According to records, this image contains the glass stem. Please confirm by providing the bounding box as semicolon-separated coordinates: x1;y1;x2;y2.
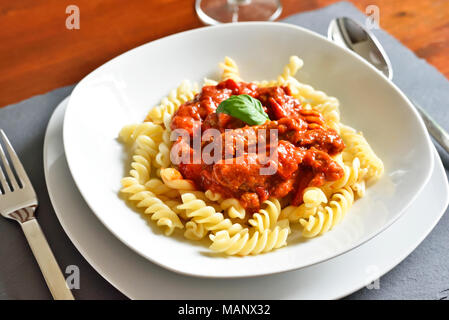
227;0;251;23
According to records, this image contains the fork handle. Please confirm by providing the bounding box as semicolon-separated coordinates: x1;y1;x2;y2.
21;219;74;300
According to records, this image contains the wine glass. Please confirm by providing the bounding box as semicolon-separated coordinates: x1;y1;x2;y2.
195;0;282;25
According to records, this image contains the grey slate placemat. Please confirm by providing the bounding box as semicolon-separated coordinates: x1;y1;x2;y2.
0;1;448;300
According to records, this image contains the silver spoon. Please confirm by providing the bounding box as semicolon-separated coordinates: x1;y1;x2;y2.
328;17;449;156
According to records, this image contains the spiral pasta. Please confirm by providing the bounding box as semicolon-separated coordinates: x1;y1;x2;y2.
154;128;172;169
339;125;384;182
161;198;189;221
220;56;242;82
145;80;199;124
134;132;163;161
253;56;303;88
178;193;243;236
280;187;328;222
322;157;367;196
120;178;184;236
204;190;223;202
253;79;279;88
313;100;341;132
144;178;179;198
118;55;384;255
209;221;291;256
119;122;164;145
300;187;354;237
278;56;304;85
219;198;246;220
118;124;139;144
287;77;337;108
160;168;196;191
184;221;208;241
203;78;218;86
248;198;281;232
128;155;151;185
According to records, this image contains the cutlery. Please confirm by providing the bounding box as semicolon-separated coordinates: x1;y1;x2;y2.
0;130;74;300
328;17;449;156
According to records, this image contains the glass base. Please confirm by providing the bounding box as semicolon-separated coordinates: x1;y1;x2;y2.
195;0;282;25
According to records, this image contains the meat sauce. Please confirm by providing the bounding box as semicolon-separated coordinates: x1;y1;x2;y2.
170;79;345;212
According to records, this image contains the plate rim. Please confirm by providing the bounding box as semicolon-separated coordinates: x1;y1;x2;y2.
62;22;436;278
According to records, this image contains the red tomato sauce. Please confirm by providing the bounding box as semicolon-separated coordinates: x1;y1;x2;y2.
170;79;345;212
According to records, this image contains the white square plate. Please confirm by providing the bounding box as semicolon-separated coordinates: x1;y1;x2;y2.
63;22;434;278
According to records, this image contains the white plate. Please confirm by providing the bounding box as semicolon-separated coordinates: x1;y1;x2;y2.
63;22;434;278
47;97;448;299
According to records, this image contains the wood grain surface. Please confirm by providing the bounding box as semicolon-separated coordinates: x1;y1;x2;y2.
0;0;448;107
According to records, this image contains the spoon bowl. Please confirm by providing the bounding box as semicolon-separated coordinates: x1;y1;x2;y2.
328;17;392;79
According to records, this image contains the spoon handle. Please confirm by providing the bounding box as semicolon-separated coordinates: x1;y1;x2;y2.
413;100;449;154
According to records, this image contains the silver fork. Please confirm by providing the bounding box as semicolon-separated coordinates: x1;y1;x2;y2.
0;129;74;300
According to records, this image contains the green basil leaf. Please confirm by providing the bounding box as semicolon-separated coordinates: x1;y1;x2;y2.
216;94;269;125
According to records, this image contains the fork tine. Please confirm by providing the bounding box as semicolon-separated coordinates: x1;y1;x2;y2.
0;153;8;193
0;130;29;190
0;136;20;191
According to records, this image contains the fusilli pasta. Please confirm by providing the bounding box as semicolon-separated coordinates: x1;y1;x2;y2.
209;220;291;256
220;198;246;220
118;55;383;256
220;56;242;82
178;193;243;236
340;125;384;182
120;178;184;236
184;221;208;241
145;80;199;124
248;198;281;232
300;187;354;237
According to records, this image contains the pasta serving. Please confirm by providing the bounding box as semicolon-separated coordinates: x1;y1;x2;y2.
119;56;383;256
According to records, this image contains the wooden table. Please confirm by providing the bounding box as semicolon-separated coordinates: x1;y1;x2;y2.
0;0;448;107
